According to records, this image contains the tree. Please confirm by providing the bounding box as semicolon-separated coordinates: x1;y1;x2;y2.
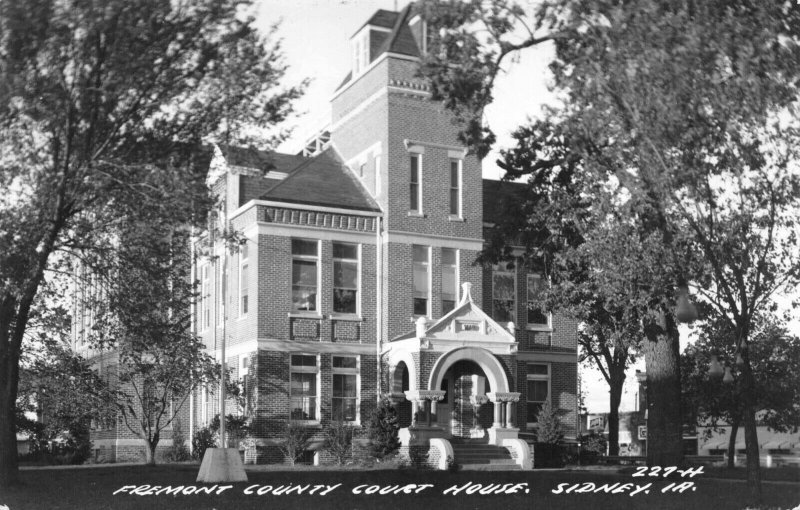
418;1;800;500
0;0;304;484
682;314;800;468
89;221;218;465
367;397;401;459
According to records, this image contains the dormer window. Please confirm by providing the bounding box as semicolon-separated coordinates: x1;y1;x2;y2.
352;30;369;75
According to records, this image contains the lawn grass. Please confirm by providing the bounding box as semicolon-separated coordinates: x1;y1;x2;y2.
0;464;798;510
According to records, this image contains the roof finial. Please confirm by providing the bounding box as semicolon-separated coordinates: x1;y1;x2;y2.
459;282;473;305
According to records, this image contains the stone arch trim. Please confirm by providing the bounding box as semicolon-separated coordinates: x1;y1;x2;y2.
387;350;418;393
427;347;510;394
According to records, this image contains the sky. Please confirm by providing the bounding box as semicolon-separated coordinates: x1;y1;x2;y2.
255;0;554;180
253;1;799;415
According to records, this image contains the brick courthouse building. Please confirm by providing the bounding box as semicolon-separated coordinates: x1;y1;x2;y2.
190;5;579;467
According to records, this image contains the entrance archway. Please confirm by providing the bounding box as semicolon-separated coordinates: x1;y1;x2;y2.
428;347;510;438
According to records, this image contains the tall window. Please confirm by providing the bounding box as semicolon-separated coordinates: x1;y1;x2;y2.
332;356;359;422
527;274;549;326
441;248;458;314
292;239;318;311
526;364;550;425
290;354;318;421
333;243;358;314
410;153;422;212
492;262;516;323
239;244;249;317
413;245;430;316
201;265;210;330
353;32;369;75
449;159;461;216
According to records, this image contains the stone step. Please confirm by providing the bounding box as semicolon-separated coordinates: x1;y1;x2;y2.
458;463;522;471
455;457;517;465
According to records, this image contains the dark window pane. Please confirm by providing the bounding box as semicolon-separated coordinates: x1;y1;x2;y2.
291;355;316;367
291;239;317;256
333;289;356;313
527;402;543;423
450;188;459;215
493;300;515;323
442;300;455;315
333;357;357;369
527;364;549;376
413;297;428;316
334;260;357;288
333;243;358;260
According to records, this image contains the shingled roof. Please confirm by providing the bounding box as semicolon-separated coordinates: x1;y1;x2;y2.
218;145;306;173
337;4;420;91
260;148;380;212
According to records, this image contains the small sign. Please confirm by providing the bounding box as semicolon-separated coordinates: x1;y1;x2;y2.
638;425;647;440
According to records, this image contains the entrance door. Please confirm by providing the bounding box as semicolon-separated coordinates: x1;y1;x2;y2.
446;360;487;438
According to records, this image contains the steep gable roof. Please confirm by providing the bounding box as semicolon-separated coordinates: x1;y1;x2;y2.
218;144;306;173
260;148;380;212
336;4;420;92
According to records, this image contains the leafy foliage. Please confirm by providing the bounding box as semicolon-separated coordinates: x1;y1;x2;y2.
682;315;800;435
191;426;216;461
278;423;313;466
419;0;800;494
535;400;564;445
367;397;400;459
323;421;355;466
0;0;304;484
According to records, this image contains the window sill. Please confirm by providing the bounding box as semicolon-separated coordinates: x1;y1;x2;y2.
448;215;465;222
407;211;425;218
288;312;323;319
525;324;553;332
330;313;363;322
289;420;322;428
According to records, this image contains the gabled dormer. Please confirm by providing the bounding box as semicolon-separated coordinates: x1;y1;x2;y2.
350;9;396;78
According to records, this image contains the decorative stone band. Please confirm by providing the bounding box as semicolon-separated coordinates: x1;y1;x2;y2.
486;392;521;403
259;206;377;232
404;390;447;402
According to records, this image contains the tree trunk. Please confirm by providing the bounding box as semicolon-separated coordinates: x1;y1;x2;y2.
0;313;22;487
739;349;762;504
0;374;19;486
144;439;158;466
642;312;683;467
607;368;625;456
727;417;739;469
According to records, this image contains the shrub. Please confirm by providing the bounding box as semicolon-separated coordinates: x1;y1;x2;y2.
323;420;355;466
209;414;250;448
165;418;191;462
278;422;313;466
192;426;216;460
534;400;565;468
367;397;400;459
535;400;564;444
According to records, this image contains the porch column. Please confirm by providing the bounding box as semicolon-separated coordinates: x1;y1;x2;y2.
504;394;520;428
490;399;502;428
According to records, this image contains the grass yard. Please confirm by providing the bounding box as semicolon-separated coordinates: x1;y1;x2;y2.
0;464;798;510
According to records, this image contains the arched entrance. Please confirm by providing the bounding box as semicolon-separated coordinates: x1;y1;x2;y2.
437;360;493;437
428;347;510;439
391;360;412;428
